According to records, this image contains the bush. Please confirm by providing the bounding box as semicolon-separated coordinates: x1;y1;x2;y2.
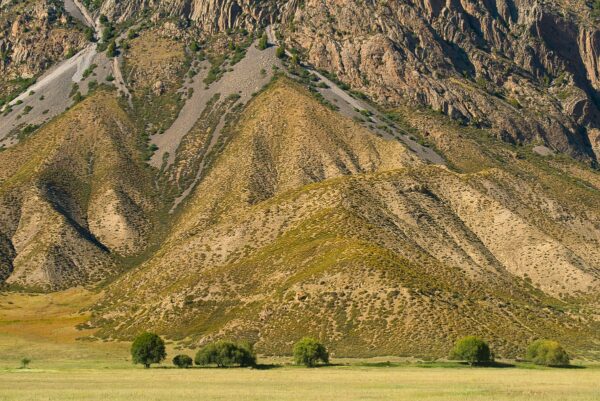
173;354;193;368
101;26;114;43
194;340;256;367
20;358;31;369
257;33;268;50
449;336;492;365
293;337;329;367
275;45;286;59
526;340;569;366
84;27;95;42
106;41;117;57
131;332;166;368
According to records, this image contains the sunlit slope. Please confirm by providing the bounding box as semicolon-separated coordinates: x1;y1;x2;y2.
92;79;600;358
0;91;159;290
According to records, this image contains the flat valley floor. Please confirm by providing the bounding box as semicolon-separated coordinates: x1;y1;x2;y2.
0;290;599;401
0;364;599;401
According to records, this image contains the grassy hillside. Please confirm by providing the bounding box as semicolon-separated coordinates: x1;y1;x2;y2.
87;78;600;359
0;90;161;290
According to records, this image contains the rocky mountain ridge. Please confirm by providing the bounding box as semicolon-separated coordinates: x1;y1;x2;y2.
0;0;86;104
83;0;600;161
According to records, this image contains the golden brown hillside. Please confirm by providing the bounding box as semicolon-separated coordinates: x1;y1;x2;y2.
0;90;160;290
89;79;600;359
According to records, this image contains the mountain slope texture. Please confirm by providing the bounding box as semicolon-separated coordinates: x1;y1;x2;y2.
0;0;598;360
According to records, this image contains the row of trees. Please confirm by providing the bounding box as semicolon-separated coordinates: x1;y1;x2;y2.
450;336;570;366
131;334;329;368
131;333;570;369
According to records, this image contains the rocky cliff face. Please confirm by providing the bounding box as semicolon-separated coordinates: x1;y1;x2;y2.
5;0;598;160
99;0;283;31
85;0;600;161
282;0;600;162
0;0;86;89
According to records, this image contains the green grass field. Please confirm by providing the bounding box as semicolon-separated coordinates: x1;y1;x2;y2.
0;364;599;401
1;290;599;401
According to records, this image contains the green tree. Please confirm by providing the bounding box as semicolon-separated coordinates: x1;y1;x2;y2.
194;340;256;367
172;354;193;368
20;357;31;369
131;332;166;368
449;336;492;365
526;339;569;366
84;27;95;42
593;1;600;18
257;33;268;50
106;41;117;57
275;45;286;59
293;337;329;367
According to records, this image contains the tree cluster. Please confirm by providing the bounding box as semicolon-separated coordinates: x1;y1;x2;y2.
130;333;570;369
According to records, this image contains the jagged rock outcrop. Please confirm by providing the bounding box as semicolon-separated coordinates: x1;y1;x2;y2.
282;0;600;162
88;0;600;161
0;0;86;88
100;0;283;32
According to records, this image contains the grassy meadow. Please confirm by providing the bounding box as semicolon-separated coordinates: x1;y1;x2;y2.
0;289;599;401
1;365;600;401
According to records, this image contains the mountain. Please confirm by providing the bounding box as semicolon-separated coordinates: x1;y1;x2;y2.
0;90;160;290
0;0;599;359
0;0;87;108
93;0;600;162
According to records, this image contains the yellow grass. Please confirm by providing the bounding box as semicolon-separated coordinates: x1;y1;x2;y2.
0;366;599;401
0;289;129;368
0;289;598;400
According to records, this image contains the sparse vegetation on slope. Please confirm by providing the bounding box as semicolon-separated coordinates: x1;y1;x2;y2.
88;78;599;359
0;90;161;290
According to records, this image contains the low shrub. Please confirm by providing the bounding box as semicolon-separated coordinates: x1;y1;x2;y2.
293;337;329;367
173;354;193;368
449;336;492;365
194;340;256;367
257;33;268;50
275;45;286;59
526;339;569;366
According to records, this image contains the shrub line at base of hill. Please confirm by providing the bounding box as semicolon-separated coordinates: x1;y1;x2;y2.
128;333;572;369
